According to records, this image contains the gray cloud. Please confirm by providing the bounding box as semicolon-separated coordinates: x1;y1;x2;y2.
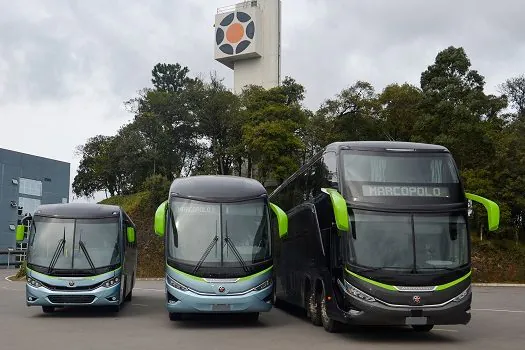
0;0;524;202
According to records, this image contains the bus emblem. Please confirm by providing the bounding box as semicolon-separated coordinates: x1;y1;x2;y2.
413;295;421;304
68;281;75;287
218;286;225;293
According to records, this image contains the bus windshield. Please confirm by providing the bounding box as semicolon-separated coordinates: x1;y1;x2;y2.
167;198;271;268
344;210;469;271
27;216;121;271
341;150;462;205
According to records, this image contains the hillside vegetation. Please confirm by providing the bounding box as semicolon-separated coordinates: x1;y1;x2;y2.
100;191;165;278
101;191;525;283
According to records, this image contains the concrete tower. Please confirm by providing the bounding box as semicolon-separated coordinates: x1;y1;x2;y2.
214;0;281;94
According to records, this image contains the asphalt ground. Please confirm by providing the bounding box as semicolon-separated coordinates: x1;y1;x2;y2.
1;271;524;350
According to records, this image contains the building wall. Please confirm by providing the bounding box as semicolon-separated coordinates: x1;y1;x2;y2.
215;0;281;93
0;148;70;264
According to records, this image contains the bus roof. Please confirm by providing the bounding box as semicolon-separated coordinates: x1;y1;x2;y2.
169;175;267;202
34;203;123;219
326;141;450;153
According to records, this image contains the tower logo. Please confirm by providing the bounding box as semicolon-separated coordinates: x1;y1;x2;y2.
215;11;255;55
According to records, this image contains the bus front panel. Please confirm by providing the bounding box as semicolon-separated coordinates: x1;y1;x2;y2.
165;266;273;313
26;267;123;307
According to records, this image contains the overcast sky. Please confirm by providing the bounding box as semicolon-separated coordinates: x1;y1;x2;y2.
1;0;524;203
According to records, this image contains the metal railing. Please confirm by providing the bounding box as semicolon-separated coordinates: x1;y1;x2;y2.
0;248;27;268
217;0;259;14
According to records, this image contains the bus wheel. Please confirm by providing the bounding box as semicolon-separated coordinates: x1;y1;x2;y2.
272;286;282;308
42;306;55;313
412;325;434;332
307;289;322;326
169;312;182;321
245;312;259;322
320;288;343;333
125;290;132;302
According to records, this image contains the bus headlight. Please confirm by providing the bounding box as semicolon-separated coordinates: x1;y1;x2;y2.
167;275;189;292
252;278;273;292
102;276;120;288
452;286;471;302
340;279;376;302
27;277;42;288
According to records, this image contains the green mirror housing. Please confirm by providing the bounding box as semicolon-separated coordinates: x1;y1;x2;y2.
321;188;349;232
269;202;288;238
127;227;136;244
15;224;25;242
465;193;500;231
154;200;168;237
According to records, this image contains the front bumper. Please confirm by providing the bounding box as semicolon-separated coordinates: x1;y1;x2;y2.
166;283;273;314
329;286;472;326
26;283;121;307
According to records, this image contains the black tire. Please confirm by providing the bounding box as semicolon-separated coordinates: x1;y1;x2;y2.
125;289;132;302
169;312;182;321
308;288;322;326
412;325;434;332
42;306;55;313
112;304;121;313
245;312;260;322
320;287;343;333
271;283;282;308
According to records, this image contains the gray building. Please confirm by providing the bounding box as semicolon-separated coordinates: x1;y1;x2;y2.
0;148;70;265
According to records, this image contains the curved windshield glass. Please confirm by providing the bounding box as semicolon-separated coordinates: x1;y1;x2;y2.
168;198;271;267
27;216;120;271
341;151;462;205
345;210;468;271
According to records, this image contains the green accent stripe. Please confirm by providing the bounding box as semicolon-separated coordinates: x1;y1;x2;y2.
345;268;397;291
27;267;122;280
166;265;206;282
435;270;472;291
238;266;273;282
346;268;472;292
166;264;273;282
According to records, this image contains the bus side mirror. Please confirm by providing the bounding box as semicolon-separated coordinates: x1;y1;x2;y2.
154;200;168;237
321;188;349;233
269;203;288;239
15;224;25;242
127;227;136;244
465;193;500;231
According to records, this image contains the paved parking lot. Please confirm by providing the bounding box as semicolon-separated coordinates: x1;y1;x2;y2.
1;271;524;350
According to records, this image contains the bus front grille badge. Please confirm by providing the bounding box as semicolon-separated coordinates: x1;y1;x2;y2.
218;286;225;293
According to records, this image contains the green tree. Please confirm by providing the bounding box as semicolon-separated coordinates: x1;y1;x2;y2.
499;74;525;120
316;81;382;142
193;73;242;175
377;83;423;141
415;46;507;170
240;84;308;184
73;135;123;198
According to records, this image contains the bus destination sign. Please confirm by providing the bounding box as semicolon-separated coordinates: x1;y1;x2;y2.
362;185;450;198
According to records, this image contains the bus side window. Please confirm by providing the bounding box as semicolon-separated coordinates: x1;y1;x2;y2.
323;152;338;188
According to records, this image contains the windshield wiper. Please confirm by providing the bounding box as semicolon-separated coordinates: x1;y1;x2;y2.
224;220;249;273
192;220;219;274
47;228;66;274
169;207;179;248
78;232;97;274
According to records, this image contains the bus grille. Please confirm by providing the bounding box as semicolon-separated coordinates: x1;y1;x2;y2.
48;295;96;304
